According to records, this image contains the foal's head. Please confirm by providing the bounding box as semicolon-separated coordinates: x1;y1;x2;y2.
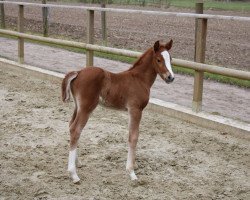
153;40;174;83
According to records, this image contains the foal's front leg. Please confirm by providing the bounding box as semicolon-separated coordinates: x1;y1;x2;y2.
126;108;142;180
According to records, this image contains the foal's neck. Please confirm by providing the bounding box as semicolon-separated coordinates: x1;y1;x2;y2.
129;48;157;88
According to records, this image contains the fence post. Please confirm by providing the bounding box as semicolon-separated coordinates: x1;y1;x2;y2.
192;2;207;112
42;0;49;37
0;0;5;28
101;0;107;46
18;5;24;64
86;9;94;67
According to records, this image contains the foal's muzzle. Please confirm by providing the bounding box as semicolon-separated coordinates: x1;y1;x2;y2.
165;75;175;83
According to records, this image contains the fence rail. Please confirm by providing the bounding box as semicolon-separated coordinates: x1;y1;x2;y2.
0;1;249;114
1;29;249;81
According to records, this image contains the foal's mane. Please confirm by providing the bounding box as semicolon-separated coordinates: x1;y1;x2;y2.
128;48;153;71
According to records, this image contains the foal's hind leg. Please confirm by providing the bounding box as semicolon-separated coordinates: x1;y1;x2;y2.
126;108;142;180
68;110;90;183
69;108;82;168
67;93;99;183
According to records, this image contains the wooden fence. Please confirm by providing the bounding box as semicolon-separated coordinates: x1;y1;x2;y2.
0;1;250;113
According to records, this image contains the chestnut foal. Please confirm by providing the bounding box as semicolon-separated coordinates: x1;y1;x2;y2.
62;40;174;183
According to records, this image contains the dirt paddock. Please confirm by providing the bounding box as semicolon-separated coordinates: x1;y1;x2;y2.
0;64;249;200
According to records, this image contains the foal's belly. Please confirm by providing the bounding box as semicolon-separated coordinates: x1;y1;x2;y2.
99;93;127;110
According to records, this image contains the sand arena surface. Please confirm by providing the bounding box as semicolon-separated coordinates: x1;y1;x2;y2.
0;65;249;199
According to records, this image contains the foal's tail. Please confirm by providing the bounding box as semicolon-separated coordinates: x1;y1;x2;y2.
62;71;78;102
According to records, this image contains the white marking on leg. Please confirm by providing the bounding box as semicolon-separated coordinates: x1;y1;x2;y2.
68;149;80;183
126;145;138;180
161;51;174;78
126;146;132;171
129;170;138;180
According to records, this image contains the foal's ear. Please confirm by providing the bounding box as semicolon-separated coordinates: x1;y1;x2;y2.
154;40;160;53
165;39;173;50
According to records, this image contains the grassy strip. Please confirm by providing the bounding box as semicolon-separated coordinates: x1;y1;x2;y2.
0;33;249;88
59;0;250;11
174;66;250;88
169;0;250;11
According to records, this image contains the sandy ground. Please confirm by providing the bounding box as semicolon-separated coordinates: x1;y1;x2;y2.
0;37;249;123
0;63;250;199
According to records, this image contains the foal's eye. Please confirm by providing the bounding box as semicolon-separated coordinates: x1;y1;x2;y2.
157;58;161;63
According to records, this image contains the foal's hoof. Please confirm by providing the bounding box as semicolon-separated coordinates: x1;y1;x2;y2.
68;169;81;184
73;177;80;184
130;174;138;181
128;170;138;181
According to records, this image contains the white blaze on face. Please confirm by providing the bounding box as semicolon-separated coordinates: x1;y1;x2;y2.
161;51;174;78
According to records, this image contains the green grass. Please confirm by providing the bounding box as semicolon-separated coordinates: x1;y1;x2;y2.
169;0;250;11
60;0;250;11
0;33;249;88
173;66;250;88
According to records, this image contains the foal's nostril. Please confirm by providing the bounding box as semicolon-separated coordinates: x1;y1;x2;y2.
168;75;174;80
167;75;174;82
